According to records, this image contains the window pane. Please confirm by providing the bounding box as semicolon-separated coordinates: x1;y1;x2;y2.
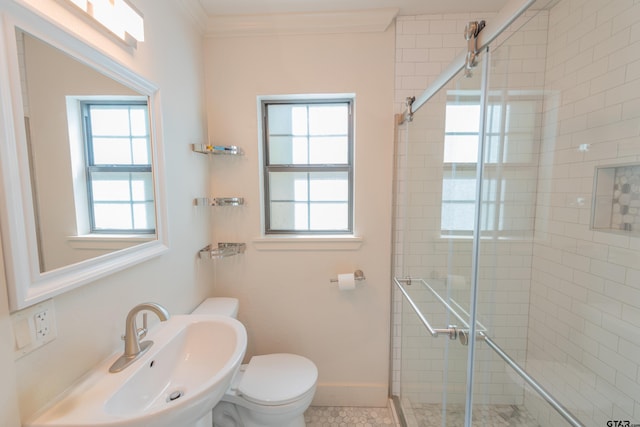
441;202;475;231
93;203;133;230
442;177;476;201
310;203;348;230
291;106;308;136
268;136;308;164
90;108;131;136
269;172;309;202
309;172;348;201
268;104;309;135
131;172;154;201
443;135;478;163
483;134;501;164
91;172;132;202
480;201;497;231
131;138;150;164
445;104;481;133
309;137;348;164
486;103;503;133
129;107;148;136
308;105;348;135
92;138;132;165
132;202;155;230
270;201;308;230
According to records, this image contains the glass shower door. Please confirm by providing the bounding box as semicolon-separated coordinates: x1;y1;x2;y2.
471;5;583;426
396;53;486;427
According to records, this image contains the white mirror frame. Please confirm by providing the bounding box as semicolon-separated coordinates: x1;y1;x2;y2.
0;6;169;311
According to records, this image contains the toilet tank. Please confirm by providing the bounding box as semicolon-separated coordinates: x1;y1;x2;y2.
191;297;239;318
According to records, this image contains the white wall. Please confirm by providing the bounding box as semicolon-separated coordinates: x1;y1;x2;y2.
204;22;395;406
0;0;212;423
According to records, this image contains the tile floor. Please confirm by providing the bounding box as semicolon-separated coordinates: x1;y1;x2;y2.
304;406;398;427
402;401;541;427
304;401;540;426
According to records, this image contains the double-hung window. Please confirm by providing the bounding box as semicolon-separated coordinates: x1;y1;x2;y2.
441;92;539;237
262;99;354;234
441;100;482;235
82;101;155;234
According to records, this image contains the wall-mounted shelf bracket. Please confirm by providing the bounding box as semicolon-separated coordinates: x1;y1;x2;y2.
199;243;246;259
192;144;243;155
194;197;245;207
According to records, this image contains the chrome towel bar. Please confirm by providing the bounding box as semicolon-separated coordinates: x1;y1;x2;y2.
393;276;585;427
393;277;461;339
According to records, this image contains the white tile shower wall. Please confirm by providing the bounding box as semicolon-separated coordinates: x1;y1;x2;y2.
395;13;495;113
392;10;548;404
525;0;640;425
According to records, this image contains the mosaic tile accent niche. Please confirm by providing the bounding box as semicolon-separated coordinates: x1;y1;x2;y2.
592;164;640;234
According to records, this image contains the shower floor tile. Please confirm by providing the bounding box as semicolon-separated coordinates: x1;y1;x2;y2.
404;402;540;427
305;406;397;426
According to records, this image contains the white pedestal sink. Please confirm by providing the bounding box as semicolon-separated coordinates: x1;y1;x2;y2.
26;314;247;427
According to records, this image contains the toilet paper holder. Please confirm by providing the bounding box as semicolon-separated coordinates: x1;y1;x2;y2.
330;270;366;284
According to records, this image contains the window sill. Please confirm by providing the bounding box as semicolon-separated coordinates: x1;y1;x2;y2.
253;235;363;251
67;234;155;250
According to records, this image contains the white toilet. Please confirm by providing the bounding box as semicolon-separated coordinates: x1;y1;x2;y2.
192;298;318;427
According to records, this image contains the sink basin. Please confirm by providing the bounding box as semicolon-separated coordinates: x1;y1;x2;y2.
27;314;247;427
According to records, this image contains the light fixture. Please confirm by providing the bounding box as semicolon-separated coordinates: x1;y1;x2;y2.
65;0;144;47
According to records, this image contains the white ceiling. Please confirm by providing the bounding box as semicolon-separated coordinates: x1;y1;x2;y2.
197;0;509;17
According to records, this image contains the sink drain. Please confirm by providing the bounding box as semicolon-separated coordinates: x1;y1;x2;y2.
166;390;184;402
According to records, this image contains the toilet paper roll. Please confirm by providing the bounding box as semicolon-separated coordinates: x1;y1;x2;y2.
338;273;356;291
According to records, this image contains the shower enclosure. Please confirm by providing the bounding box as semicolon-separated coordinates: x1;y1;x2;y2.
391;0;640;426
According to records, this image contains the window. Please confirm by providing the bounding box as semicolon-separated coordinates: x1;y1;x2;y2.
441;92;540;237
261;99;353;234
441;101;482;234
82;101;155;233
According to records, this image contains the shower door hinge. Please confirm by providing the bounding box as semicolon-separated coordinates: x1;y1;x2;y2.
464;20;486;77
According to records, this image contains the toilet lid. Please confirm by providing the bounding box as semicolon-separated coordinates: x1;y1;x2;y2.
238;353;318;406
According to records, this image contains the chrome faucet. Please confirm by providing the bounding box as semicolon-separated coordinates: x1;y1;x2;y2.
109;302;170;373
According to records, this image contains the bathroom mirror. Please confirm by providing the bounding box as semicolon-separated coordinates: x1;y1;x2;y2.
0;10;168;310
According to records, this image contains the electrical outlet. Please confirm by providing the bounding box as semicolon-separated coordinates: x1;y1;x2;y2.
11;299;57;359
35;310;50;339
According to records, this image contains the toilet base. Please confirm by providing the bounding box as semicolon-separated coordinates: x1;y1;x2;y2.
212;398;310;427
236;405;306;427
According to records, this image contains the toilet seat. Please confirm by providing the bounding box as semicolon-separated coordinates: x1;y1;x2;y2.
236;353;318;406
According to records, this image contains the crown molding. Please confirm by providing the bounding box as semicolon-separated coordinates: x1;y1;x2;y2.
176;0;208;35
205;8;399;38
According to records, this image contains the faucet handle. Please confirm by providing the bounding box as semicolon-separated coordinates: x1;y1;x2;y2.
120;313;149;341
